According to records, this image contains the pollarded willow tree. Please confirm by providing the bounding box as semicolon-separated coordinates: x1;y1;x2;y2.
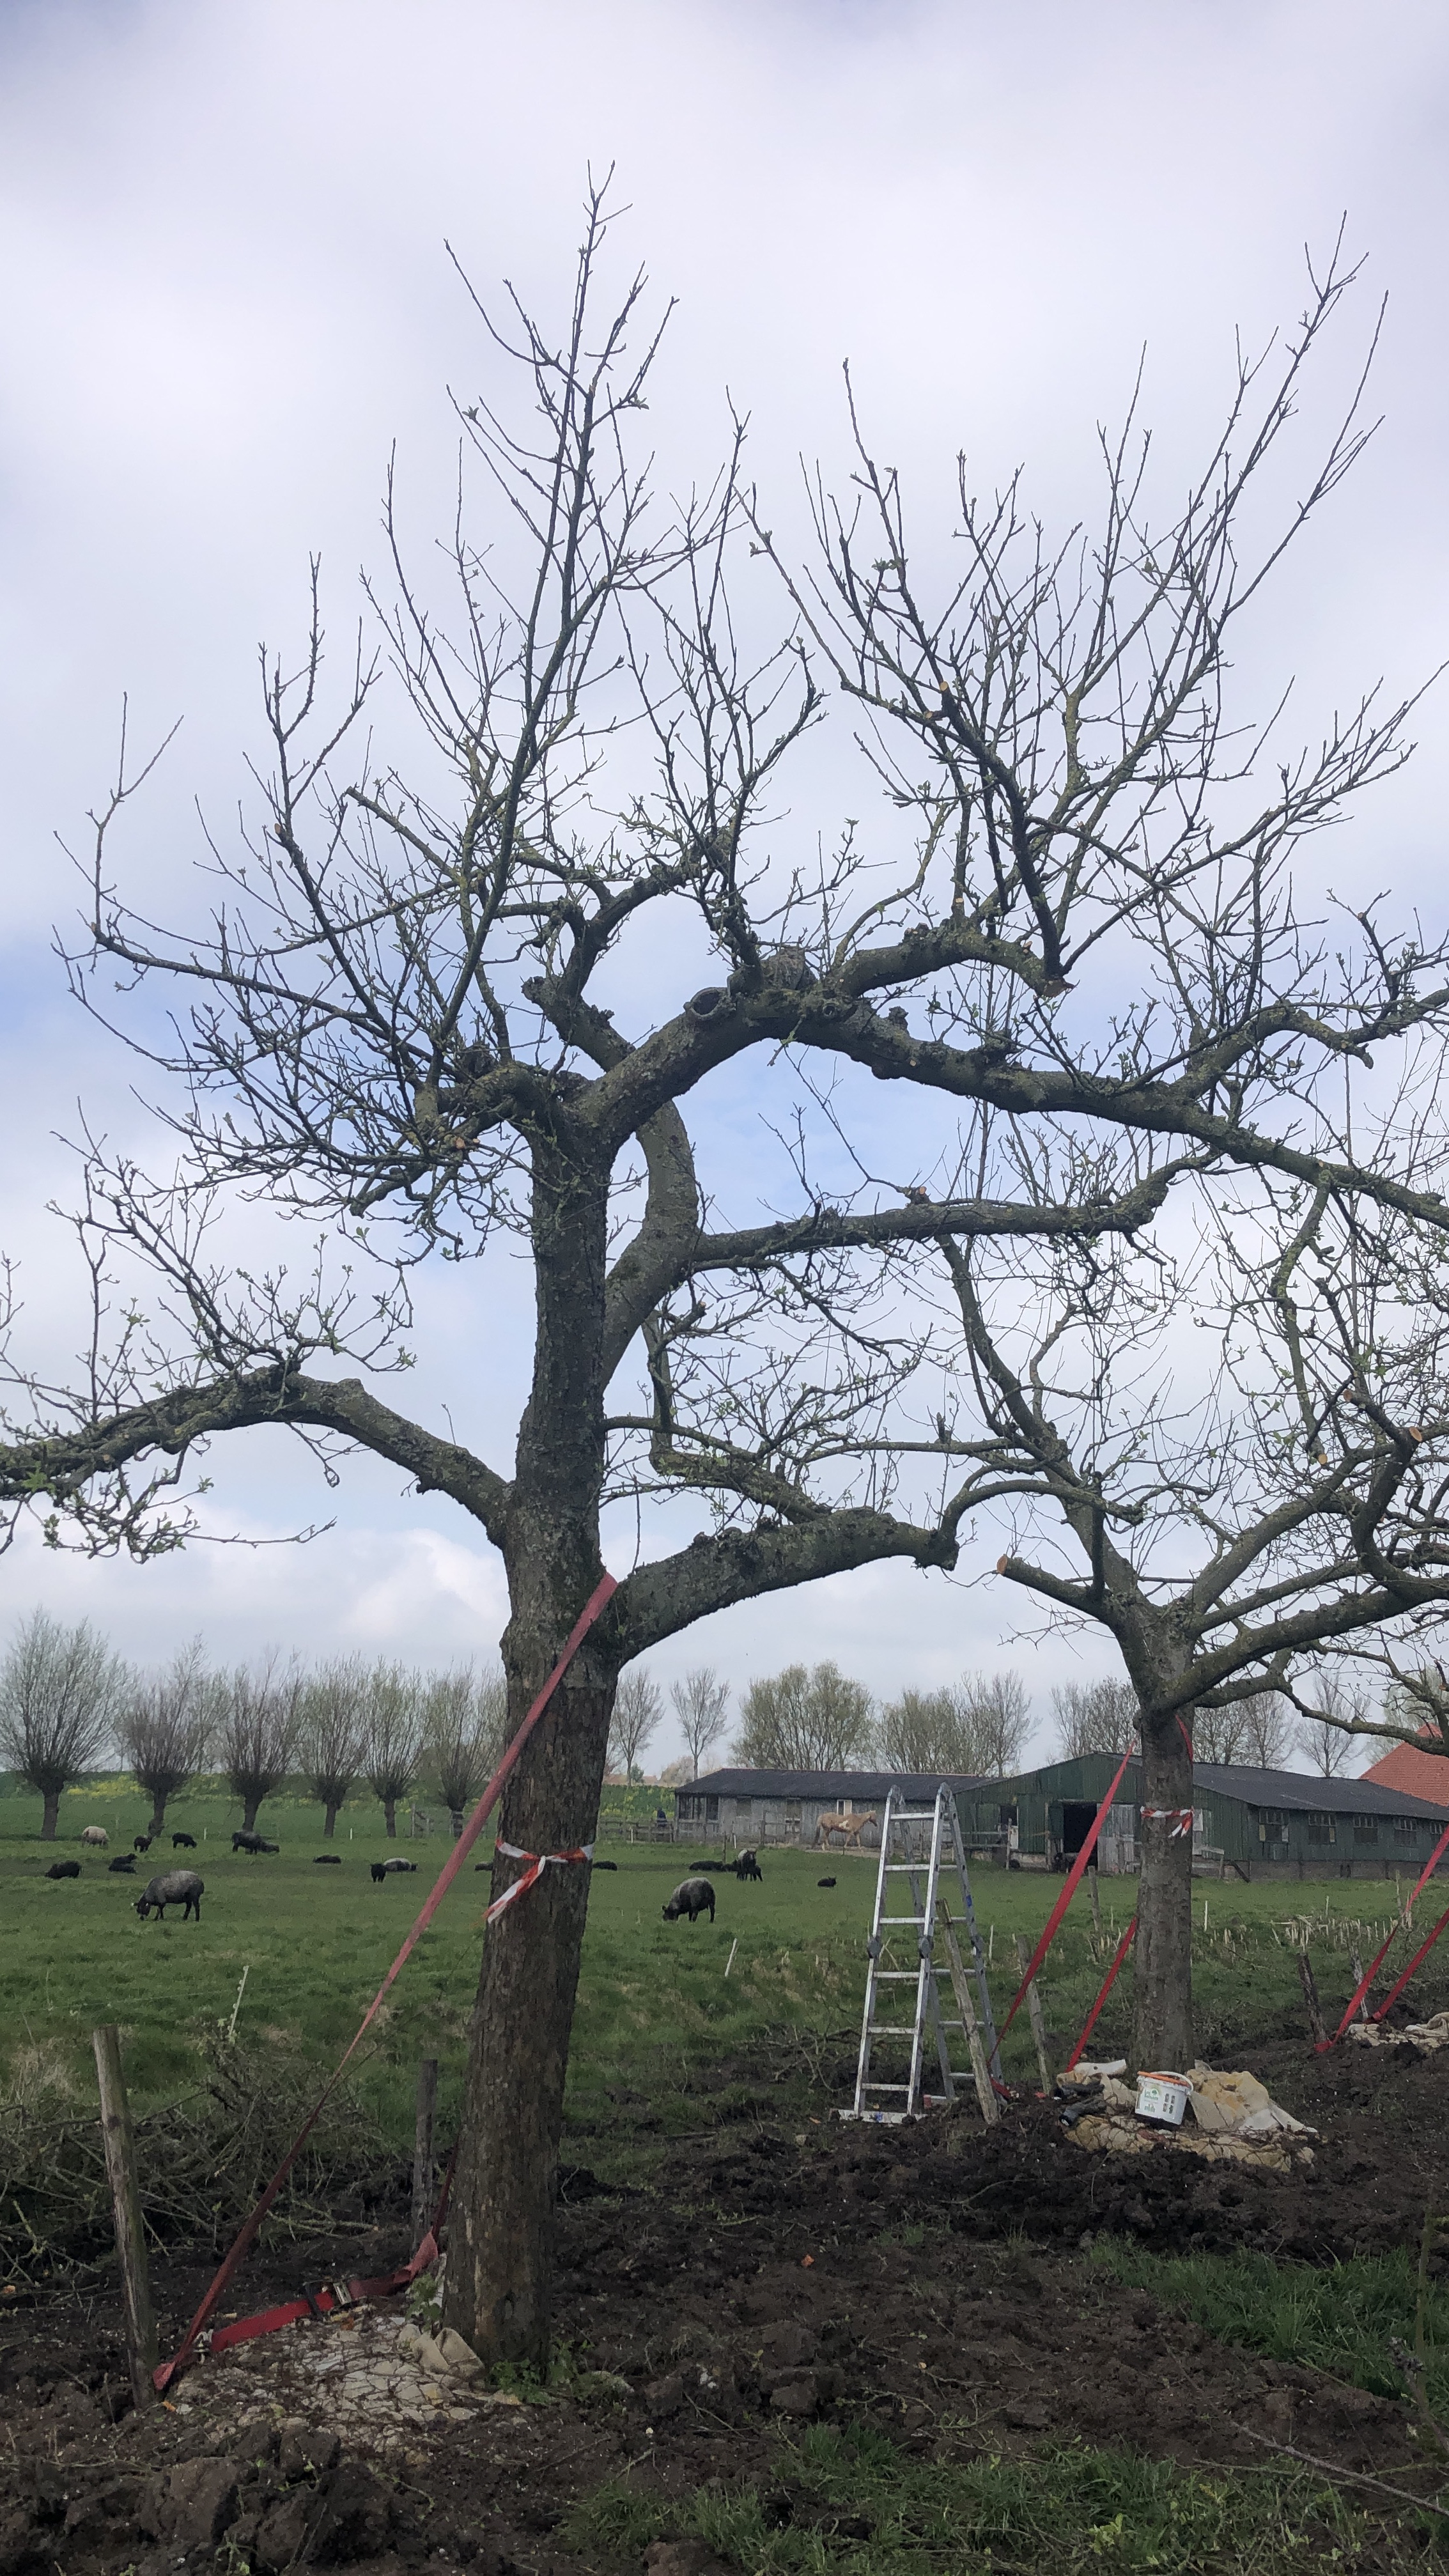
1;204;1448;2355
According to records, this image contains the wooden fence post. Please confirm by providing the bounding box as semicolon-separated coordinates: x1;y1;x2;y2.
1014;1933;1055;2094
1298;1950;1328;2048
92;2026;157;2408
412;2058;438;2248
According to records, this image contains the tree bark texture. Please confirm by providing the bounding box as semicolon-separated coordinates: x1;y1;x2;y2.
148;1797;167;1836
1132;1720;1196;2070
384;1799;398;1838
241;1792;262;1833
444;1138;612;2370
41;1789;59;1840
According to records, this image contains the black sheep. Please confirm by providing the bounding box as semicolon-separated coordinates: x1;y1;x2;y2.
733;1848;763;1882
109;1854;137;1874
45;1860;81;1881
171;1832;197;1849
662;1876;716;1924
817;1876;837;1888
231;1831;279;1855
134;1870;205;1922
313;1854;343;1865
134;1835;153;1852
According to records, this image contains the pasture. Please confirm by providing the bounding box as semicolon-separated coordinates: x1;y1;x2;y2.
6;1782;1449;2574
1;1776;1443;2152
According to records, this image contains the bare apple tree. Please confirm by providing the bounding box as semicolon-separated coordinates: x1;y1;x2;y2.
1;210;1448;2355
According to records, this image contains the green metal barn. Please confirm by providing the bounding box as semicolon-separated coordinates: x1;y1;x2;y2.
956;1754;1449;1882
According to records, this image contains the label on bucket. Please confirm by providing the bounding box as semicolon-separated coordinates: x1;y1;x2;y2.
1136;2072;1191;2126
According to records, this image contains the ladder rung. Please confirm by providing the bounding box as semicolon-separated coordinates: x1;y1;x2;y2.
880;1913;927;1925
867;2024;917;2036
875;1971;924;1980
862;2081;912;2092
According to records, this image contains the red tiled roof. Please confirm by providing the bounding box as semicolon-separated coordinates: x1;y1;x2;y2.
1360;1739;1449;1810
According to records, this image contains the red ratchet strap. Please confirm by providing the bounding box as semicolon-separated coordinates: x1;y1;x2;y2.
486;1838;593;1924
154;1571;618;2392
209;2143;461;2358
998;1741;1136;2045
1065;1914;1138;2072
1367;1900;1449;2029
1321;1813;1449;2050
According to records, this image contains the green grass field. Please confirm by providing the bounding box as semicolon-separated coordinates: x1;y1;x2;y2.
3;1774;1444;2149
7;1781;1449;2574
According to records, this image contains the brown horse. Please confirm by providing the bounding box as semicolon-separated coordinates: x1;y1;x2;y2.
814;1810;876;1849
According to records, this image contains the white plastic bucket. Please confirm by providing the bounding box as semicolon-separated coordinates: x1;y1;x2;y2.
1135;2071;1191;2127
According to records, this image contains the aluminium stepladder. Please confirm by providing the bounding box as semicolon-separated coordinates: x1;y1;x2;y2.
842;1787;1002;2123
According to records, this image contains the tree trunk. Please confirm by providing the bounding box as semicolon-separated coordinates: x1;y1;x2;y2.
384;1798;398;1838
242;1791;262;1833
324;1801;341;1838
1133;1718;1195;2070
451;1810;464;1840
444;1135;612;2372
445;1641;614;2369
148;1794;167;1836
40;1787;60;1840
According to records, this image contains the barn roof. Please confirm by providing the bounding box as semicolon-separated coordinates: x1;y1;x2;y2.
678;1767;984;1801
1360;1739;1449;1812
973;1753;1449;1824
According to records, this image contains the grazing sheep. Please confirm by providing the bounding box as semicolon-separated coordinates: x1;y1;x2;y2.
134;1870;205;1923
80;1826;108;1849
371;1861;388;1883
134;1835;153;1853
109;1854;137;1874
732;1848;763;1882
662;1877;716;1925
817;1876;837;1889
593;1858;618;1871
171;1832;197;1849
382;1857;417;1874
231;1831;279;1855
313;1854;343;1865
45;1860;81;1881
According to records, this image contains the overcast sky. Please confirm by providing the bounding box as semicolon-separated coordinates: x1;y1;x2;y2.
1;0;1447;1766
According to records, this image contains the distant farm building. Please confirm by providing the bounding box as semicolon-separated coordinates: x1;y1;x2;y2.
956;1753;1449;1882
670;1767;982;1849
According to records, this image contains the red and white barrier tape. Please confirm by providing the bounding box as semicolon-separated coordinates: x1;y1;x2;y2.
1141;1806;1194;1838
485;1839;594;1922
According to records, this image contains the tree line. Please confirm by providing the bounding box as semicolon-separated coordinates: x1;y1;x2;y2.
0;1607;507;1842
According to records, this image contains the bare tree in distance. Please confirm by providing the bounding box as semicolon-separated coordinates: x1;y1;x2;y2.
1293;1670;1364;1778
607;1670;663;1785
1052;1680;1138;1762
218;1652;304;1834
669;1668;730;1779
363;1663;423;1837
876;1686;968;1773
962;1673;1032;1776
301;1657;368;1837
424;1664;506;1835
121;1637;213;1833
1193;1690;1295;1768
4;215;1449;2355
0;1610;126;1839
734;1663;875;1770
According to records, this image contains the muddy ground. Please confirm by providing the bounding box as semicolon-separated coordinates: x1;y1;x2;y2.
1;2023;1446;2576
